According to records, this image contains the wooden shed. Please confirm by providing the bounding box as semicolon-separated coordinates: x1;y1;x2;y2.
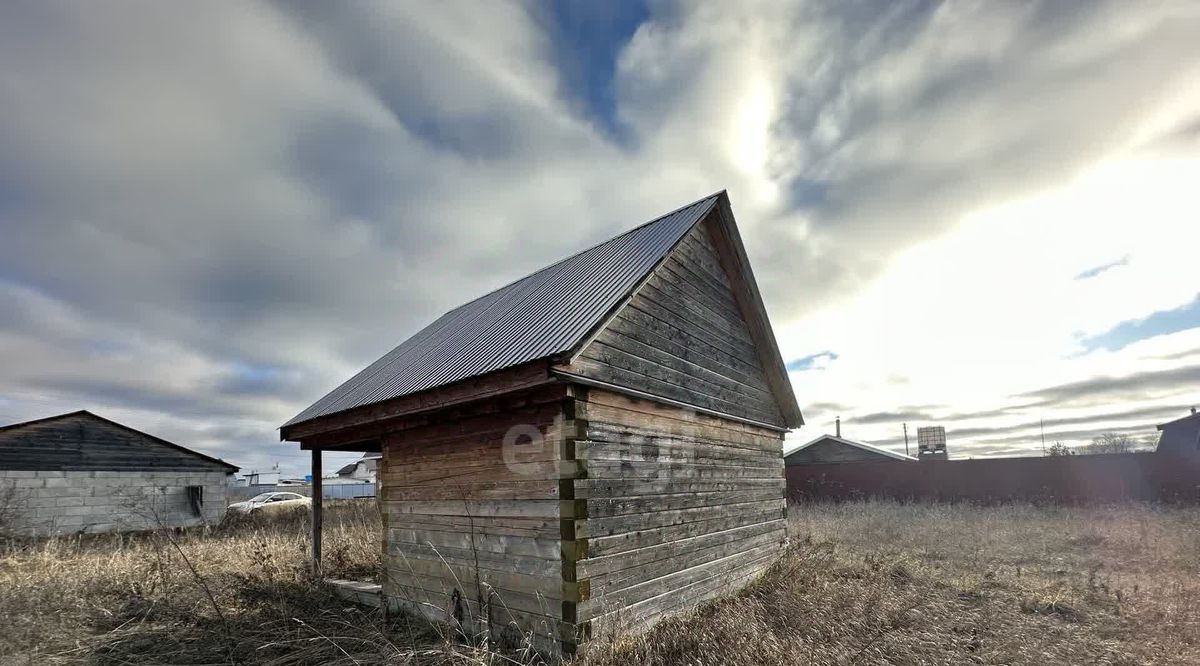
0;411;237;535
280;191;803;653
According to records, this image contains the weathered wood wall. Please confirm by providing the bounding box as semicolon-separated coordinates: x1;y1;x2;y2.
569;389;787;639
566;217;785;428
378;388;571;651
785;438;898;465
375;383;788;653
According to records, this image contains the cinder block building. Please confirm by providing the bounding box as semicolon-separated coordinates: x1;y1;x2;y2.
0;411;237;536
281;191;804;654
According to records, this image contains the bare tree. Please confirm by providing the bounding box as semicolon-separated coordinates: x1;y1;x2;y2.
1045;442;1074;457
1082;432;1141;455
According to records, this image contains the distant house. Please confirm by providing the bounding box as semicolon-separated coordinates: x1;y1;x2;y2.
0;411;237;536
244;470;281;486
330;456;379;484
785;434;916;466
1156;408;1199;457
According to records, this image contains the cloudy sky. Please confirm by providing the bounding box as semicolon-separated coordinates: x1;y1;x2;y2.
2;0;1199;474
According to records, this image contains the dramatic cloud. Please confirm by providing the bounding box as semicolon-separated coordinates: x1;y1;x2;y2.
1;0;1198;471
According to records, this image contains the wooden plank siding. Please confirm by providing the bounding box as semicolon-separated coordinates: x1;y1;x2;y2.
562;218;786;429
372;382;788;653
377;391;573;650
568;389;787;638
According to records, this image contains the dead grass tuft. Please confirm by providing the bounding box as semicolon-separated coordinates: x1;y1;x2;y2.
0;500;490;665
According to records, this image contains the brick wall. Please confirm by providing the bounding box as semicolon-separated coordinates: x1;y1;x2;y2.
0;470;231;536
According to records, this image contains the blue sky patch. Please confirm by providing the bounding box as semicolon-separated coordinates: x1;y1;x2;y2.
219;361;289;397
1079;295;1200;353
788;178;831;211
542;1;649;138
787;350;840;372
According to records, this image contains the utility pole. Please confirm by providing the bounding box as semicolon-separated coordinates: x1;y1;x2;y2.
1040;419;1046;456
903;423;910;457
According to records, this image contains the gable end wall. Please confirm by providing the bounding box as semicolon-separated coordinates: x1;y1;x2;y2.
566;216;786;428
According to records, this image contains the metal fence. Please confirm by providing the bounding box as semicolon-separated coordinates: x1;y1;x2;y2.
227;482;376;503
322;483;377;500
786;452;1200;504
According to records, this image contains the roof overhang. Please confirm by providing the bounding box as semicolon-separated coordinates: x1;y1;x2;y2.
282;362;563;446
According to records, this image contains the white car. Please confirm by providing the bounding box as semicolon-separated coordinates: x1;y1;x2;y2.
227;491;311;514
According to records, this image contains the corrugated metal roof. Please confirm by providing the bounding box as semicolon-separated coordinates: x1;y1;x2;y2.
284;192;722;428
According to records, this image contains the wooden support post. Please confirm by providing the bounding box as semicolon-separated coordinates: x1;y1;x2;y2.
311;448;323;579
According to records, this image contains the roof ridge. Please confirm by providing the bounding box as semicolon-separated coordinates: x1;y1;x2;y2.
0;410;91;433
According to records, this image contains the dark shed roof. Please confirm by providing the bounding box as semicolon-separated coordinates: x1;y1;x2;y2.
285;193;722;428
336;456;379;476
0;411;239;472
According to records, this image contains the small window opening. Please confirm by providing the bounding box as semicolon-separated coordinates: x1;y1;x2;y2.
186;485;204;517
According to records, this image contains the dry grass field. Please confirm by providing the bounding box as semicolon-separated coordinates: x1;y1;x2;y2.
590;502;1200;665
1;500;1197;665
